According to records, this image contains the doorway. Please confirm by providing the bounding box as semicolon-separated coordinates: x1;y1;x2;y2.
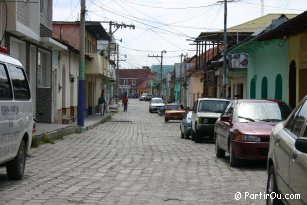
289;60;296;108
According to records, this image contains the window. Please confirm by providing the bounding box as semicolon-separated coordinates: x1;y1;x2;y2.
37;50;51;88
132;79;136;86
236;102;291;123
198;100;229;113
275;74;282;100
292;101;307;136
250;78;256;99
8;65;30;100
261;77;268;99
286;100;307;137
40;0;52;27
0;64;12;100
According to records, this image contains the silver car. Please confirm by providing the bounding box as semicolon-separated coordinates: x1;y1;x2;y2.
267;95;307;205
180;111;192;139
149;97;165;113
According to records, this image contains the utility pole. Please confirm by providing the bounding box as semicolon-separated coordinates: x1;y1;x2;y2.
180;53;188;108
116;44;119;101
223;0;228;99
217;0;234;98
148;50;166;98
114;44;126;102
77;0;85;127
183;54;188;108
107;22;135;103
180;54;183;104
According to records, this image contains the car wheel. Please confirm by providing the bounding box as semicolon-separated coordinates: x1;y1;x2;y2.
6;140;26;180
266;165;283;205
191;130;195;141
149;109;152;113
194;128;201;143
184;129;189;139
215;136;225;158
181;130;184;139
165;118;168;122
229;140;239;167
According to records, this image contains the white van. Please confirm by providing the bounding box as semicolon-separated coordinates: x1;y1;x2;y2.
0;51;33;180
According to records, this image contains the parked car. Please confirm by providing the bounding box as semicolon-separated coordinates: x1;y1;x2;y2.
139;93;147;101
157;106;166;116
266;95;307;205
164;103;185;122
0;52;34;180
149;97;165;113
214;99;292;167
145;94;153;101
180;111;193;139
191;98;230;142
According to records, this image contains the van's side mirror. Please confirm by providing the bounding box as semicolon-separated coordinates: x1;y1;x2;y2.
295;138;307;154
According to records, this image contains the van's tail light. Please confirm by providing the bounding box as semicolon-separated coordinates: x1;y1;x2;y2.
0;47;7;54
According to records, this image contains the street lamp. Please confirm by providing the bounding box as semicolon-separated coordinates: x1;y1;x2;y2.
160;50;167;98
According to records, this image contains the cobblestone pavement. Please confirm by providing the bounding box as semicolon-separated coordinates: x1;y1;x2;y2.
0;99;267;205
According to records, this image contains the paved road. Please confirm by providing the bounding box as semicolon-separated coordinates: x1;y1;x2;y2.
0;99;267;205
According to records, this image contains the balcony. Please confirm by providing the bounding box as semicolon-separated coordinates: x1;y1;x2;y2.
85;53;110;77
7;2;40;41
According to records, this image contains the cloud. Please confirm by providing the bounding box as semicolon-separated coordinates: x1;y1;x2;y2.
53;0;307;68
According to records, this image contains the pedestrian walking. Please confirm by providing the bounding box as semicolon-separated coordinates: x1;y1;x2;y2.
98;94;105;115
122;96;128;112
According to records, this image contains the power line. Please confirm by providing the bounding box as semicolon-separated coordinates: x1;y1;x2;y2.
88;1;192;38
123;1;218;10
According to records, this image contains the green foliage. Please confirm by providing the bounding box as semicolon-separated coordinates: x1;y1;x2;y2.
31;136;40;148
31;133;65;148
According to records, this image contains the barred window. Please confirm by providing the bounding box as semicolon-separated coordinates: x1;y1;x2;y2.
37;50;51;88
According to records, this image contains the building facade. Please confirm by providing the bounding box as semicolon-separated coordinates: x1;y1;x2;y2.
0;0;67;123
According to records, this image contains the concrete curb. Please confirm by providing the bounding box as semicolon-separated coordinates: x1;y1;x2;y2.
33;126;79;140
86;114;112;130
33;114;112;142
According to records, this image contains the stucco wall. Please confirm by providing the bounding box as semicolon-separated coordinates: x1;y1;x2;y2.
188;73;203;103
248;39;289;102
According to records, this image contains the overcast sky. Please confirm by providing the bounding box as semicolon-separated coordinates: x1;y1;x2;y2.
53;0;307;68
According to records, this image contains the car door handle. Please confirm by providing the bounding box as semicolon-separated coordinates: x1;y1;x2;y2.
275;137;280;144
292;151;298;160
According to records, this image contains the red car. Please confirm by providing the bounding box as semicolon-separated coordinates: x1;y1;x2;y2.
164;103;185;122
214;99;292;167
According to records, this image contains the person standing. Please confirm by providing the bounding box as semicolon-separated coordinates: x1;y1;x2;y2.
122;96;128;112
98;94;105;115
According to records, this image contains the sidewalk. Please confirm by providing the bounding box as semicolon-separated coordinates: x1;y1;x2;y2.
33;111;114;140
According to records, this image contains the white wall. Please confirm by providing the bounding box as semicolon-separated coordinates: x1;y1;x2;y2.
69;52;79;107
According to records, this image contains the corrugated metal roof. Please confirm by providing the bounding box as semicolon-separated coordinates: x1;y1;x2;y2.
258;11;307;40
226;13;302;54
196;13;297;43
228;13;297;33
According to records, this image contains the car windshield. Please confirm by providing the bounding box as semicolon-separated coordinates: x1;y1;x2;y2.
166;104;183;110
235;102;292;123
151;99;163;103
198;100;229;113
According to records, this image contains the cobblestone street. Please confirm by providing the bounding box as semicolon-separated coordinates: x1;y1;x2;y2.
0;99;267;205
